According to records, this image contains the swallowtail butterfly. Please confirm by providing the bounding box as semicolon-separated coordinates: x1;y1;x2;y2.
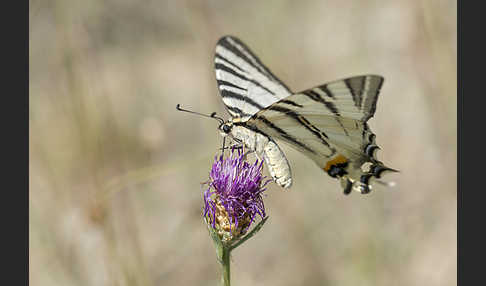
211;35;396;194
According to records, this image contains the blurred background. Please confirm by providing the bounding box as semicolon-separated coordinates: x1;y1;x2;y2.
29;0;456;285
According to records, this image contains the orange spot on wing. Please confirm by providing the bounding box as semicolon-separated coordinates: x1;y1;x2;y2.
323;154;348;172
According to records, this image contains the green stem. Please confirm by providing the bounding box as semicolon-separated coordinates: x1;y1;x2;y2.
220;246;231;286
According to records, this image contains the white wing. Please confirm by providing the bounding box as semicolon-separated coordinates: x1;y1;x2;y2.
245;75;396;194
291;75;384;121
214;35;292;120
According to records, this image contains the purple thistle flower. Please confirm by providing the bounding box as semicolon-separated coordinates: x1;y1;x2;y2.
203;149;270;242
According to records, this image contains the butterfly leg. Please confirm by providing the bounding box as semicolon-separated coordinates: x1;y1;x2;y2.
219;137;244;153
219;144;244;151
217;139;256;162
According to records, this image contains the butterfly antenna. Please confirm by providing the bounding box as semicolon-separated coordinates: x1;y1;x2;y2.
176;104;224;124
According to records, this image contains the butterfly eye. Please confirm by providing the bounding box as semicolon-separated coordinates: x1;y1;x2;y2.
222;124;232;133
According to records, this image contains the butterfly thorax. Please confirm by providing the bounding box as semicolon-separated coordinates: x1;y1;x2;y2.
224;122;268;155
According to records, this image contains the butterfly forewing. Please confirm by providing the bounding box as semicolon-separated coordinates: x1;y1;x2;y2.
214;36;293;120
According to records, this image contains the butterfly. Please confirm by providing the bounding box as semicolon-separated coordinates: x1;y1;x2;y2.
211;35;396;195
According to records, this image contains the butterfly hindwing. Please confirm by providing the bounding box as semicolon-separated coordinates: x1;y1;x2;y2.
245;75;395;193
247;75;384;156
265;75;384;121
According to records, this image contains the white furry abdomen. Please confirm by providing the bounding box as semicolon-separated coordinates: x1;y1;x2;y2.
231;126;292;188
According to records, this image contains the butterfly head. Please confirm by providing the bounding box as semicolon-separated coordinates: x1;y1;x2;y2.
219;121;233;136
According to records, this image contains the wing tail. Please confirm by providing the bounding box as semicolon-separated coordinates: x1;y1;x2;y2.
341;162;398;195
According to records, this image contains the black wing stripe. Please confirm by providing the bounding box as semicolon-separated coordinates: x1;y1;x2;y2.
301;90;340;116
216;80;247;91
253;116;317;155
320;85;336;99
362;77;384;122
233;120;316;155
214;62;249;82
278;100;303;108
303;87;350;136
344;78;361;108
357;76;366;108
218;37;269;77
227;106;252;118
221;90;265;110
362;122;369;138
215;63;276;96
220;37;292;93
266;105;333;149
234;121;271;138
214;54;247;74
